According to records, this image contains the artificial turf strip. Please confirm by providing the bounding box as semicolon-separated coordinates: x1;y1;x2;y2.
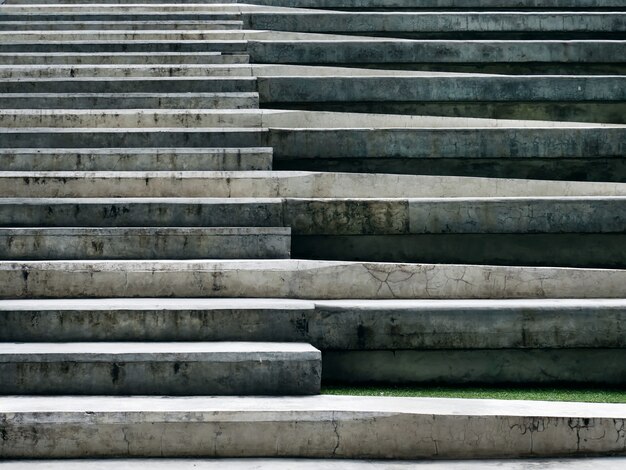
321;386;626;403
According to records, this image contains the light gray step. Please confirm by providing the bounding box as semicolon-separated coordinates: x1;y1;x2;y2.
258;75;626;102
1;259;624;299
0;227;291;260
0;148;273;171
2;395;626;459
0;198;283;228
3;171;624;198
0;30;256;42
0;93;259;109
0;297;623;349
0;13;244;22
0;20;244;31
249;40;625;64
0;128;266;148
0;342;321;395
0;52;250;65
246;12;626;36
0;77;257;93
0;40;247;53
0;64;254;78
1;197;623;235
1;458;625;470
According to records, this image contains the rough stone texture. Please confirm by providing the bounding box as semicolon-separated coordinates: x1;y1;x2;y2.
1;396;626;458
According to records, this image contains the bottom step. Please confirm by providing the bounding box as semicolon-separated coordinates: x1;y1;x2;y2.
1;396;625;459
0;342;320;395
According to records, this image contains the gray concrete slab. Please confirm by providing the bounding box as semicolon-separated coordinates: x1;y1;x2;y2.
0;342;321;395
0;40;247;53
1;395;626;458
0;93;259;109
0;20;244;31
1;458;626;470
1;297;625;350
0;259;624;299
0;52;250;65
0;227;291;260
0;64;254;78
0;147;273;171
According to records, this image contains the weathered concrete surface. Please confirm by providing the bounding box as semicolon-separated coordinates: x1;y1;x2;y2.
1;298;625;350
0;93;259;109
0;20;244;31
2;171;625;198
0;52;250;65
0;40;248;53
0;64;254;78
0;128;266;149
0;342;321;395
2;395;626;458
0;147;273;171
324;349;626;384
0;227;291;260
1;458;625;470
0;259;625;299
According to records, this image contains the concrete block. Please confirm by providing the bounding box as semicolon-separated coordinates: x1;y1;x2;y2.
0;227;291;260
0;52;250;65
0;20;244;31
0;148;273;171
0;259;624;299
0;40;247;53
1;395;626;458
0;64;254;78
0;342;321;395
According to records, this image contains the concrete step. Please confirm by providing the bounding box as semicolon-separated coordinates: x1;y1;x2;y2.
0;20;244;31
0;458;625;470
0;297;622;349
0;342;321;395
0;52;250;65
0;148;273;171
0;93;259;109
0;40;247;53
0;128;266;148
0;227;291;260
0;30;260;42
1;259;624;299
1;395;626;458
0;77;257;94
2;171;623;198
0;64;254;78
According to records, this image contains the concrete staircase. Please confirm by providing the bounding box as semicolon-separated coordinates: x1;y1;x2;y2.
0;0;625;464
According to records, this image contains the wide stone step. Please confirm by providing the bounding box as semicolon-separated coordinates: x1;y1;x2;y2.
0;297;622;349
0;64;253;78
0;342;321;395
0;127;266;148
0;20;244;31
0;77;257;93
0;52;250;65
0;148;273;171
1;395;626;459
2;170;623;198
0;92;259;109
0;30;258;41
0;40;247;53
1;259;624;299
0;227;291;260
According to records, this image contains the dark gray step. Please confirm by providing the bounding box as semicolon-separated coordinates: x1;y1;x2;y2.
0;342;321;395
0;227;291;260
0;128;267;148
0;147;273;171
0;93;259;109
0;77;257;93
0;52;250;65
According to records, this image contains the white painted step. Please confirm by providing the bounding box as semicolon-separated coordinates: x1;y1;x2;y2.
0;227;291;260
0;342;321;395
1;259;624;299
1;395;625;458
0;147;273;171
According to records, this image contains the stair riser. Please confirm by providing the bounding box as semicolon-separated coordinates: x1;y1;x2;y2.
0;94;258;109
0;66;252;78
0;21;244;31
0;230;291;260
0;41;247;53
1;260;624;299
1;301;624;349
0;358;320;395
0;53;250;65
0;149;273;171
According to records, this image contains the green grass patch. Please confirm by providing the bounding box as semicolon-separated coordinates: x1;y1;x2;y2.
322;385;626;403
